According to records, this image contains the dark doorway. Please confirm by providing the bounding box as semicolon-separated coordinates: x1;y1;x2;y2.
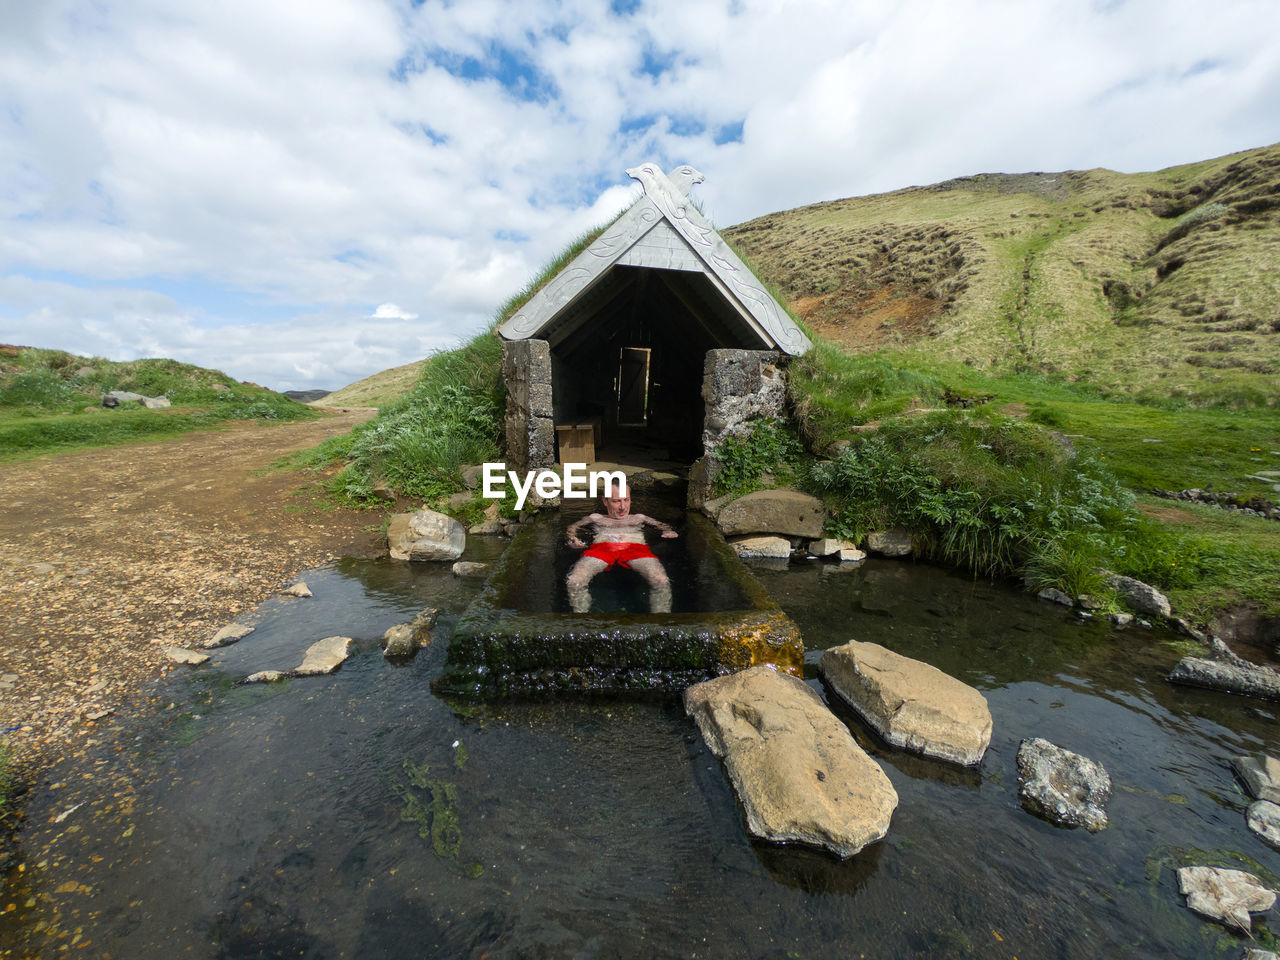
616;347;650;426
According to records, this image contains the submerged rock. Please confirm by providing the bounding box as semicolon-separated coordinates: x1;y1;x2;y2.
161;645;209;666
1169;637;1280;701
730;536;792;559
1233;754;1280;803
281;582;313;598
1247;800;1280;849
684;666;897;858
452;561;489;578
1107;574;1172;618
866;527;912;557
1177;865;1276;932
295;636;355;676
388;508;466;561
203;622;254;648
1016;738;1111;831
820;641;992;766
715;489;826;539
382;608;438;659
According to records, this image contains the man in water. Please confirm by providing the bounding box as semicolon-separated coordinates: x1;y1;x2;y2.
565;478;678;613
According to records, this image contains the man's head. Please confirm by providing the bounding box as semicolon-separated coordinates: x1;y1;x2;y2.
602;479;630;519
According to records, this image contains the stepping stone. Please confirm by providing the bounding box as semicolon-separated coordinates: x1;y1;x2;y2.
1017;738;1111;831
684;665;897;858
1233;754;1280;803
203;623;254;648
245;670;286;684
295;636;355;676
281;582;312;598
820;640;992;766
1247;800;1280;849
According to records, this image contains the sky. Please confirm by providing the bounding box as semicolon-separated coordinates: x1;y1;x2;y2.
2;0;1278;392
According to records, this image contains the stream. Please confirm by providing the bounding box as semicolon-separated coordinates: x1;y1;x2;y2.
1;538;1277;959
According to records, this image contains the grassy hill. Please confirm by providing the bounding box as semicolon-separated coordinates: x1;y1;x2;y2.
0;346;314;461
315;358;427;409
726;142;1280;408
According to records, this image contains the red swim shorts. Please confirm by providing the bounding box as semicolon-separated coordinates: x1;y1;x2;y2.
583;542;657;568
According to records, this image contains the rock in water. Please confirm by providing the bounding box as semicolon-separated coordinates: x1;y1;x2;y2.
382;608;438;659
866;527;913;557
1016;738;1111;831
820;641;992;766
683;665;897;858
295;636;355;676
161;645;210;666
281;582;313;598
1169;637;1280;701
387;509;466;561
730;536;792;559
1177;865;1276;932
1234;754;1280;803
452;561;489;578
715;489;826;539
1106;574;1172;618
203;622;255;648
1248;800;1280;849
245;670;286;683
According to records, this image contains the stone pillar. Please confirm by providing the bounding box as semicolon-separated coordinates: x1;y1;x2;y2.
502;339;554;475
687;348;786;509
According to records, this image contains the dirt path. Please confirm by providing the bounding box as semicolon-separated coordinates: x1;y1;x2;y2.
0;409;384;774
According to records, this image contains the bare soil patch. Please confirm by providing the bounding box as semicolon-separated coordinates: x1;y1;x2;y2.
0;410;382;774
791;284;942;351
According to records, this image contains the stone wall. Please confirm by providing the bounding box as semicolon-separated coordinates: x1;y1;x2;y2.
688;348;786;509
502;339;554;475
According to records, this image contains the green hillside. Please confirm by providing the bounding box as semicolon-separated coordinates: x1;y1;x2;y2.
0;346;314;461
726;143;1280;408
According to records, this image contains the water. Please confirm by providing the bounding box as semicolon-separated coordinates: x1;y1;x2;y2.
2;547;1278;959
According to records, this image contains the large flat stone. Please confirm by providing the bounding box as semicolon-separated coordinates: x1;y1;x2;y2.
203;622;254;648
819;641;992;766
1177;865;1276;932
716;489;826;539
684;665;897;859
295;636;355;676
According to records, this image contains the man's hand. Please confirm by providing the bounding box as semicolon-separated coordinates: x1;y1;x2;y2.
568;536;587;549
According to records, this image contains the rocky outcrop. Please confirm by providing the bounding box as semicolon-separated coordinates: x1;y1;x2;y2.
866;527;912;557
382;608;438;659
1169;637;1280;701
295;636;355;676
1233;754;1280;803
684;665;897;858
716;489;826;539
1247;801;1280;849
1107;574;1172;618
388;508;466;561
1177;865;1276;932
819;641;992;766
1016;738;1111;831
730;536;792;559
204;622;254;648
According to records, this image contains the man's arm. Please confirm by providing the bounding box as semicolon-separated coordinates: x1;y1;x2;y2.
641;514;678;539
566;514;598;548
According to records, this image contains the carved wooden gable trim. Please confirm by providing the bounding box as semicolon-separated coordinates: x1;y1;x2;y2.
497;163;811;356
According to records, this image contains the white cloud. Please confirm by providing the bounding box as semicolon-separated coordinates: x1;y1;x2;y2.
1;0;1278;388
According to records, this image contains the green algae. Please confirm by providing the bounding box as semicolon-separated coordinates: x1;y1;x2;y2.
393;759;483;878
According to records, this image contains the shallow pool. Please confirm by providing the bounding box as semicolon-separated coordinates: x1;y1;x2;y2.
2;547;1277;959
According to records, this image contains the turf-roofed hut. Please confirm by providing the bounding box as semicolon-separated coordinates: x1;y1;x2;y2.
497;161;812;501
435;164;810;698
